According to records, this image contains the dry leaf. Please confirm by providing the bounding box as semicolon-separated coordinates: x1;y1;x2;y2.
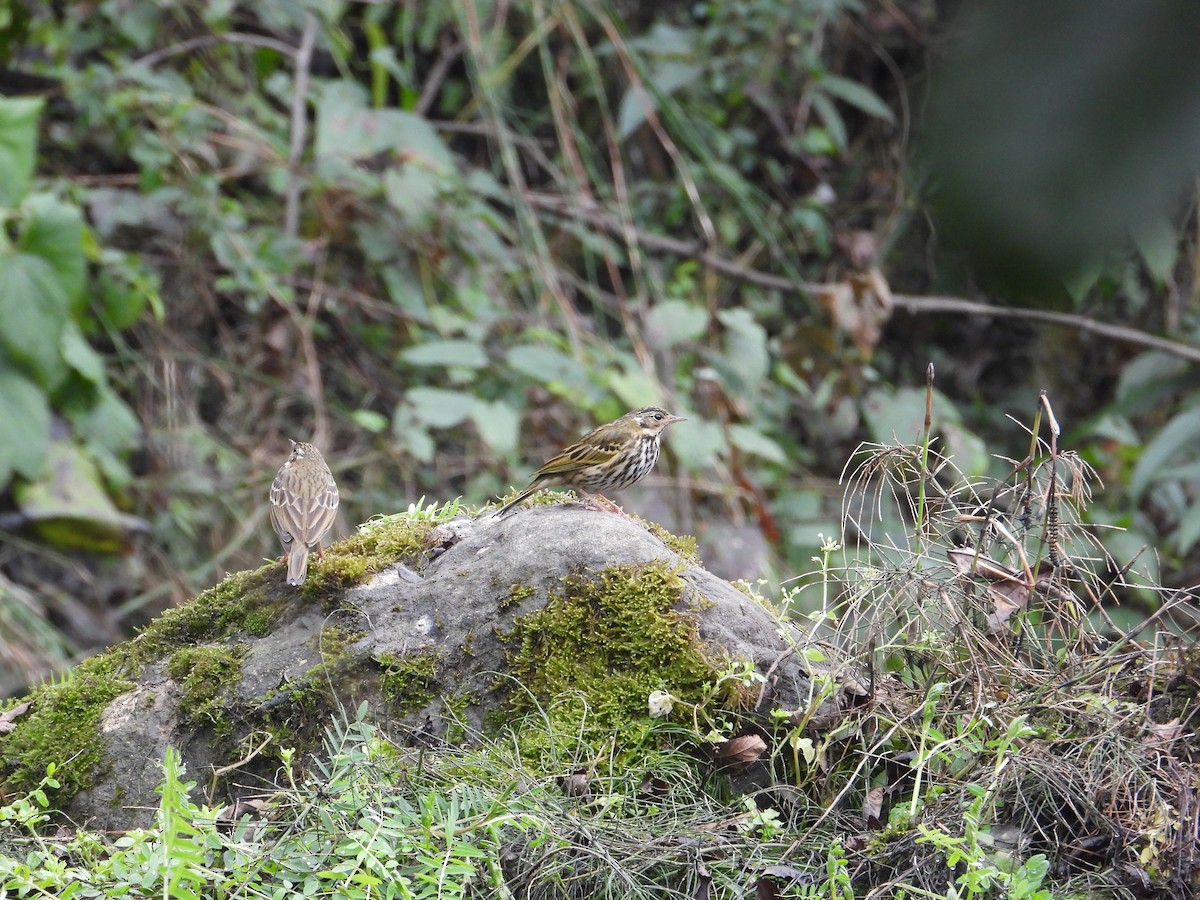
863;786;884;830
0;701;31;734
811;268;893;357
713;734;767;769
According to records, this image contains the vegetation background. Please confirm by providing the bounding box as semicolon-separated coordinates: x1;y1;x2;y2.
2;0;1200;699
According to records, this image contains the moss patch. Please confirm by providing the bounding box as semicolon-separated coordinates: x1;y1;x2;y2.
299;514;437;596
498;583;536;610
0;654;135;802
642;520;700;562
505;560;724;731
122;566;286;663
378;650;441;712
166;644;246;737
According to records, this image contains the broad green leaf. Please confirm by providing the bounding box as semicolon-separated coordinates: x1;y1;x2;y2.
316;82;454;172
729;424;788;465
645;300;708;349
470;398;519;455
716;308;769;391
1130;404;1200;500
817;74;896;123
68;385;141;455
406;387;474;428
1132;217;1179;284
0;95;42;206
1175;501;1200;555
668;417;723;469
606;366;662;411
1116;352;1190;406
350;409;389;433
13;440;146;552
0;365;50;485
400;340;488;369
617;24;699;139
809;91;847;151
19;194;86;313
862;386;930;445
505;344;590;391
61;324;105;384
0;251;71;385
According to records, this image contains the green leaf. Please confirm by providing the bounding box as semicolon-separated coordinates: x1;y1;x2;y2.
606;366;662;412
716;309;769;392
729;424;787;465
406;387;475;428
316;81;455;172
1130;404;1200;500
645;300;708;349
1132;217;1179;285
470;398;519;455
0;95;42;207
668;417;723;469
505;344;590;391
350;409;389;434
809;91;847;151
19;194;86;313
817;74;896;124
400;340;488;369
0;364;50;485
0;252;70;386
13;440;146;552
68;385;141;455
60;324;105;385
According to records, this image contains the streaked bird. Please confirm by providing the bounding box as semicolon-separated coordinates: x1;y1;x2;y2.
269;441;339;586
494;406;685;518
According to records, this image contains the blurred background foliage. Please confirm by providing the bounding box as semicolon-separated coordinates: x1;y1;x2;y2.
1;0;1199;696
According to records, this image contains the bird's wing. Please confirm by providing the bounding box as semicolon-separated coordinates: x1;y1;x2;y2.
529;423;623;477
271;473;339;546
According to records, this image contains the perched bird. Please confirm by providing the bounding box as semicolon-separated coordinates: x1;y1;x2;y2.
269;441;339;586
494;406;686;518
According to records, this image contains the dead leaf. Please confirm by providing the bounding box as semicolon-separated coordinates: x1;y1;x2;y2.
559;770;590;797
1143;719;1183;747
0;701;31;734
812;268;894;357
757;865;818;899
638;772;671;798
713;734;767;769
863;786;885;829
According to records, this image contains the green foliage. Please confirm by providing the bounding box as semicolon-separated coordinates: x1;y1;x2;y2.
0;94;150;550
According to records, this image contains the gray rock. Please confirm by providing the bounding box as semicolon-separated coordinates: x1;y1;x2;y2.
31;506;818;830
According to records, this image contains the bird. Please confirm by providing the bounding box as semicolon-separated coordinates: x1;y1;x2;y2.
493;406;686;518
269;440;339;586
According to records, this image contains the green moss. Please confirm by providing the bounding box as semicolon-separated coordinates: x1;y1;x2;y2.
505;560;725;733
300;514;436;596
0;654;135;803
378;650;441;711
642;521;700;561
123;566;286;662
166;645;245;737
498;583;536;610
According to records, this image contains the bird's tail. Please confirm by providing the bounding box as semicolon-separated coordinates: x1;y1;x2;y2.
287;546;310;585
493;485;540;519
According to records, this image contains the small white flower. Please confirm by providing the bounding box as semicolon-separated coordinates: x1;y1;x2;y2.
648;690;674;718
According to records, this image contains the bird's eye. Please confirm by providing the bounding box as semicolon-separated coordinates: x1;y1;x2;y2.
653;413;662;420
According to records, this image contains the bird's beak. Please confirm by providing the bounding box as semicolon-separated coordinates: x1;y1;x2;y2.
668;415;687;424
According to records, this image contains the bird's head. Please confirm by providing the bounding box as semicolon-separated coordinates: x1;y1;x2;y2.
629;407;687;436
287;440;324;463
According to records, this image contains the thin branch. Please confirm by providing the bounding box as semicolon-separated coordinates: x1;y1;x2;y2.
521;192;1200;364
132;33;297;69
284;13;318;242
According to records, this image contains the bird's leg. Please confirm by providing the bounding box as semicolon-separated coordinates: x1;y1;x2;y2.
579;490;629;516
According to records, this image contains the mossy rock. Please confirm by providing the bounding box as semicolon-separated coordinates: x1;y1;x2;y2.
0;505;815;830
